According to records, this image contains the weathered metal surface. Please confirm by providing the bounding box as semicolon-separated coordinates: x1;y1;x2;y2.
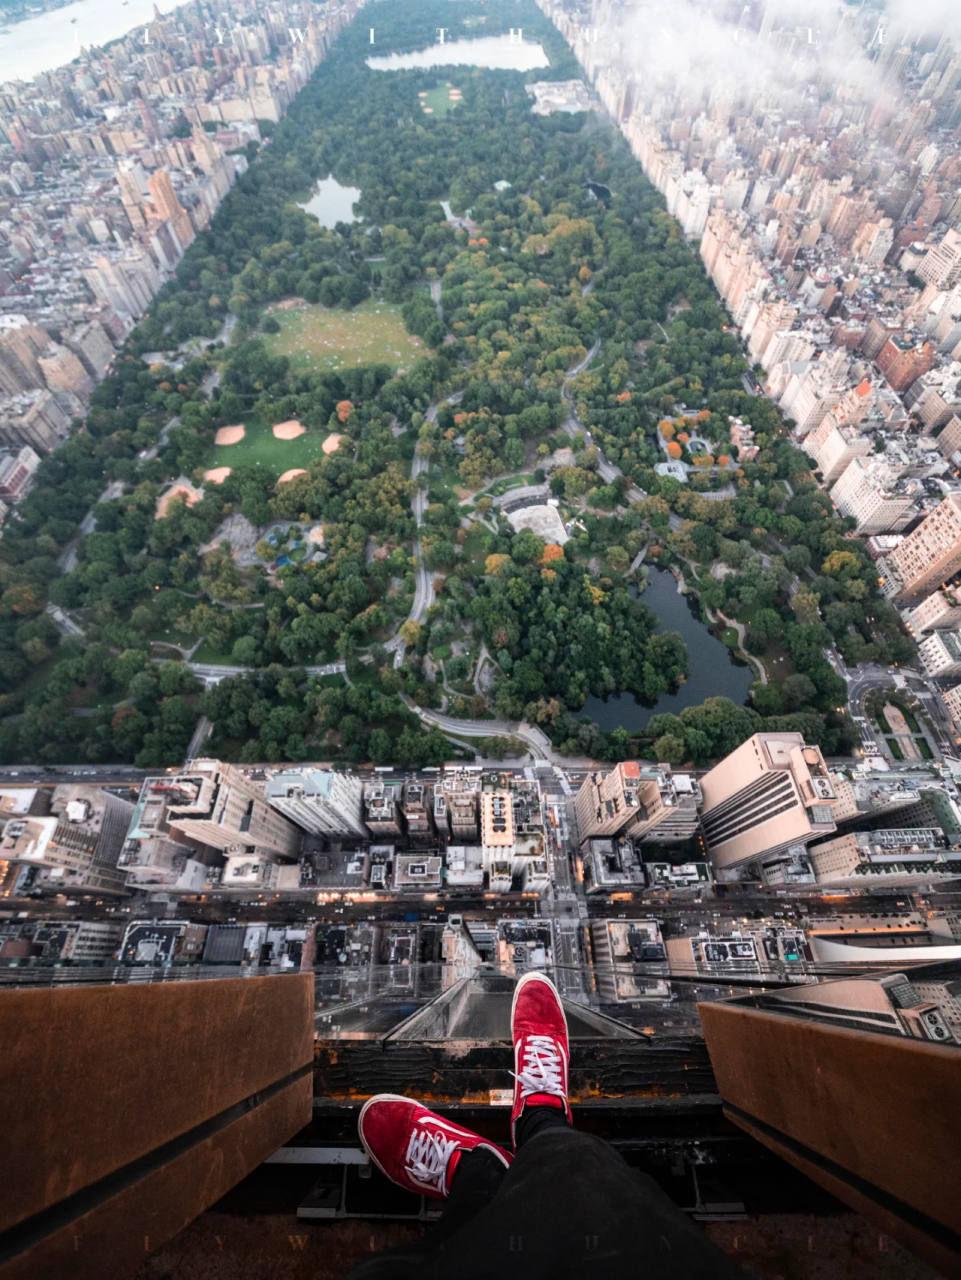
313;1037;718;1104
698;1001;961;1279
0;974;314;1280
2;1074;312;1280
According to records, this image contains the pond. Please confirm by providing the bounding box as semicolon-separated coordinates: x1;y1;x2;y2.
366;34;550;73
298;176;362;230
580;568;753;733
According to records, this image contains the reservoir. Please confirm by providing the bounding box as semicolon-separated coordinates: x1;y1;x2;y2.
298;176;362;230
367;34;550;73
580;568;753;732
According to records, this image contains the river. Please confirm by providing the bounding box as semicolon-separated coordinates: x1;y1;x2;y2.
0;0;183;82
580;568;753;732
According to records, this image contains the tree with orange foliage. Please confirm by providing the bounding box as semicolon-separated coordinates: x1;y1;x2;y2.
540;543;565;564
616;391;631;403
666;441;683;459
716;455;730;467
677;432;690;444
485;554;511;576
658;420;675;439
335;400;354;423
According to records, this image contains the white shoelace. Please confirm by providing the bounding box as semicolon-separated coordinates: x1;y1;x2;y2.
512;1033;566;1101
405;1125;458;1194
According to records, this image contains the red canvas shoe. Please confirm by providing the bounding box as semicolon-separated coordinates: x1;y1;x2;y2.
359;1094;512;1199
510;971;572;1148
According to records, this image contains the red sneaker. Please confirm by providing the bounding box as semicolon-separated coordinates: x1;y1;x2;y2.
510;971;572;1148
359;1094;512;1199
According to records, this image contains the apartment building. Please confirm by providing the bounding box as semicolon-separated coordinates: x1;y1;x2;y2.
804;419;873;484
0;445;39;502
433;770;480;842
123;762;301;886
881;494;961;599
0;785;134;897
903;587;961;635
917;228;961;289
402;782;433;840
697;734;838;871
830;458;920;534
808;829;960;887
363;783;404;837
264;769;367;839
942;683;961;730
918;629;961;678
574;763;702;846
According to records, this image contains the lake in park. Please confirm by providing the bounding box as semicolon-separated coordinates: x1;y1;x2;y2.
366;34;550;73
298;177;363;230
580;568;754;732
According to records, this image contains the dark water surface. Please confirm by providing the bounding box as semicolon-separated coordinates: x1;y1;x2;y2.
580;568;753;732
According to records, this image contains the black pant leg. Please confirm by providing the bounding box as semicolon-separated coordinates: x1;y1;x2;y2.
414;1127;747;1280
344;1146;508;1280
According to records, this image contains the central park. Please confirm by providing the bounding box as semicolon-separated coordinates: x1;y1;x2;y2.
0;0;909;771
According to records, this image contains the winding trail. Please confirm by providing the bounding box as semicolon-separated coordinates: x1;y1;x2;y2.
386;390;464;668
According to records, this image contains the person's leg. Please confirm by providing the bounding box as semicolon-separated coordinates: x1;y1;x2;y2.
347;980;747;1278
345;1095;511;1279
409;973;746;1279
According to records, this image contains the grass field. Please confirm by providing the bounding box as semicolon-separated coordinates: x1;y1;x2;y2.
419;84;462;117
205;417;333;473
265;299;425;373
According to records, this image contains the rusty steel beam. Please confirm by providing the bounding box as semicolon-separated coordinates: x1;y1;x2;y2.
698;1001;961;1280
0;974;314;1280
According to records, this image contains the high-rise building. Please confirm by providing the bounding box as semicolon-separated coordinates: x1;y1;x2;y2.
147;169;195;251
0;785;134;896
804;419;873;484
917;629;961;678
37;342;92;399
264;769;367;838
402;782;433;840
123;762;301;885
0;446;39;502
697;734;838;871
66;320;115;381
936;414;961;462
876;337;938;393
903;587;961;636
166;759;301;858
830;458;920;535
434;770;479;841
882;494;961;599
364;783;404;837
575;762;703;846
917;228;961;288
808;829;960;887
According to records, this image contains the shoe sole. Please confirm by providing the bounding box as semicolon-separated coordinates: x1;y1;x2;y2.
510;970;570;1051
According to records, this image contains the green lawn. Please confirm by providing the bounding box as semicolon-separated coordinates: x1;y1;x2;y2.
264;299;425;374
419;84;462;117
192;641;241;666
917;736;934;760
900;705;922;733
205;416;333;474
886;738;904;761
